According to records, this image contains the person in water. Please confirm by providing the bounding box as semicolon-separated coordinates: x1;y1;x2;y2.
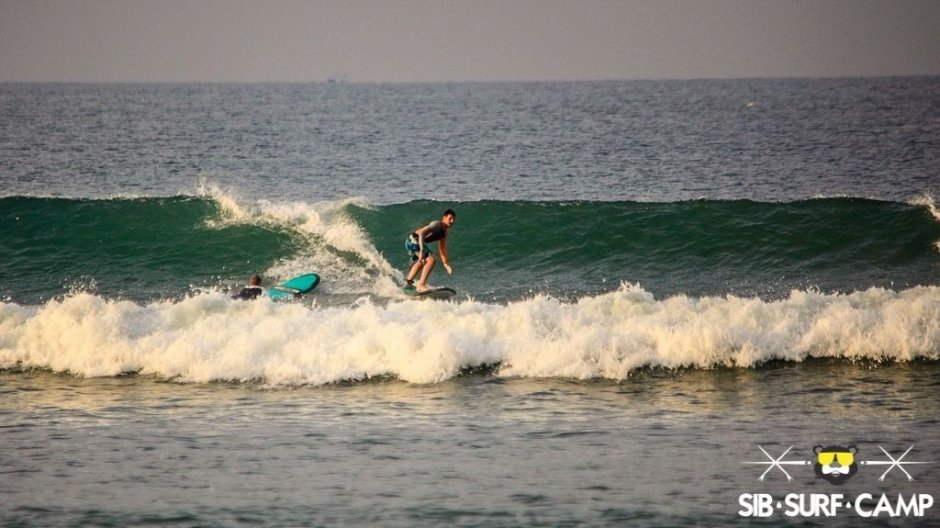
405;209;455;292
232;274;264;300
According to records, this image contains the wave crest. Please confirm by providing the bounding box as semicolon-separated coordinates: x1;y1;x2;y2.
197;183;401;295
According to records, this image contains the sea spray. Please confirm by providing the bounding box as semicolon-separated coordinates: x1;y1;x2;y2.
911;193;940;252
198;183;402;295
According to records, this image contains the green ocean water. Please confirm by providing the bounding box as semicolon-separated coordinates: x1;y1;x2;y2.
0;196;297;303
2;195;937;304
352;197;940;300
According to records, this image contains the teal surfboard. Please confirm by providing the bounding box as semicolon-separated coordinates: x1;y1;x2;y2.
268;273;321;301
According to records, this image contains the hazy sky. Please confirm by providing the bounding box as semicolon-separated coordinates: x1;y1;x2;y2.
2;0;938;82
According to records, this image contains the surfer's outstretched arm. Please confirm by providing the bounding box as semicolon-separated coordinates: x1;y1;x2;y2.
439;236;452;275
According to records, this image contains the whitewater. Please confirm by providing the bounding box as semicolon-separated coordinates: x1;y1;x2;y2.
1;281;936;385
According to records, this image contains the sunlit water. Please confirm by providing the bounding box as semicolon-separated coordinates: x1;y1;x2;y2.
3;362;939;526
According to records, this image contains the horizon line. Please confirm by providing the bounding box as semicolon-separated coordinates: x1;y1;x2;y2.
2;73;939;86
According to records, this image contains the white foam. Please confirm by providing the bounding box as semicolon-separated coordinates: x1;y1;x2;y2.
910;193;940;252
911;193;940;222
1;284;937;385
196;182;401;296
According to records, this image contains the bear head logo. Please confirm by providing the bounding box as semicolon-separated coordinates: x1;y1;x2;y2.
813;445;858;485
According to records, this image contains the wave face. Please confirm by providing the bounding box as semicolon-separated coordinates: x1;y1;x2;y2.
1;191;938;384
352;197;940;300
1;196;293;303
3;193;937;304
0;193;397;304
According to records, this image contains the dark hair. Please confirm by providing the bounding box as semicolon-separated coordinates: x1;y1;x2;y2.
443;209;456;218
249;274;262;286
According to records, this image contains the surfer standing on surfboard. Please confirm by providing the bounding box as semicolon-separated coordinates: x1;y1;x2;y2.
404;209;456;292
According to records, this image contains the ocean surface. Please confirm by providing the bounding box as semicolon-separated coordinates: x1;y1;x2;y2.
1;78;939;526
